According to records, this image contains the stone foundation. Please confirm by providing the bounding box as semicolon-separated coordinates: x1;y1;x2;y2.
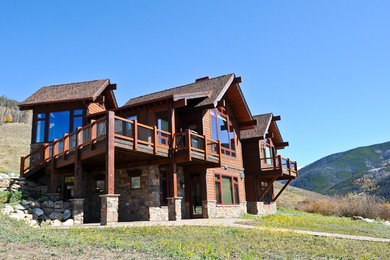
168;197;182;220
247;201;277;215
100;194;120;225
69;198;84;225
149;206;169;221
203;200;247;218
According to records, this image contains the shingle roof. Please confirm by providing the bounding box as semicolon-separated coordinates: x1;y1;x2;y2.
123;74;235;108
20;79;110;108
240;113;273;140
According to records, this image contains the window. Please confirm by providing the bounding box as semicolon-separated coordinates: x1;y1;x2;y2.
34;109;84;143
72;109;83;131
157;115;169;146
35;113;46;143
96;180;105;193
214;174;239;205
262;139;274;165
160;169;169;206
130;176;141;189
210;108;236;157
48;111;70;141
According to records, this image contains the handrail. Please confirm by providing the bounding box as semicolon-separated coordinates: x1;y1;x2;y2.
261;155;298;175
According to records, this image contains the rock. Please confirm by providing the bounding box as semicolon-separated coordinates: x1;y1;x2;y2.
51;219;62;227
63;219;74;226
41;200;54;208
352;216;364;220
54;200;63;210
21;204;29;210
31;208;44;217
49;212;63;221
42;207;54;215
29;201;40;208
28;219;39;228
13;204;25;211
384;221;390;226
9;210;25;221
41;219;52;227
24;214;33;221
1;205;14;215
0;179;10;188
63;201;71;210
363;218;375;223
62;209;71;220
54;208;64;213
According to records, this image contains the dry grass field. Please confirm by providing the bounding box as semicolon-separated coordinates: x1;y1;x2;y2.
0;123;31;173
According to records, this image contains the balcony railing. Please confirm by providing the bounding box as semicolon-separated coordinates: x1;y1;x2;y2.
260;155;298;176
20;114;222;177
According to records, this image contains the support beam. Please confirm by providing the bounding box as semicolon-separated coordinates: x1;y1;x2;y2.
272;179;292;202
74;128;83;198
275;142;289;149
232;76;242;84
168;104;178;198
49;159;58;193
106;111;115;194
272;115;281;121
258;176;277;201
238;119;257;129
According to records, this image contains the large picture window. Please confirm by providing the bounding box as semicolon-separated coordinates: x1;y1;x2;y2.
215;174;239;205
210;108;236;157
262;139;274;165
34;109;84;143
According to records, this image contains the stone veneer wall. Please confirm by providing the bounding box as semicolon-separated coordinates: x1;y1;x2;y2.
203;200;247;218
247;202;277;215
116;165;186;222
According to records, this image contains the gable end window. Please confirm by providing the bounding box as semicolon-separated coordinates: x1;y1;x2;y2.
210;108;236;157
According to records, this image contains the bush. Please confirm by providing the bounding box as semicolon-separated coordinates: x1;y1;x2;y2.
0;191;23;205
297;193;390;220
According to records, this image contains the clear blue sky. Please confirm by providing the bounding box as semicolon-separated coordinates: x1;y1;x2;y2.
1;1;389;167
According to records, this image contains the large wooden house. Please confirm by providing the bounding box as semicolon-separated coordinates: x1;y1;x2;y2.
19;74;298;225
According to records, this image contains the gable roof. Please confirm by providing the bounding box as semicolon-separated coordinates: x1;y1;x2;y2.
123;74;235;108
19;79;116;109
241;113;273;140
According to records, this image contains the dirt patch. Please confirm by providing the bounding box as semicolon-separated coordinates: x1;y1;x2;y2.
0;242;156;260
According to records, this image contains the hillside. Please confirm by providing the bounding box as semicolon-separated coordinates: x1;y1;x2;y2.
292;141;390;200
0;96;32;173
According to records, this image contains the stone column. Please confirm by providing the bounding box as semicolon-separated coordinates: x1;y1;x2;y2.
100;194;120;225
70;198;84;225
247;201;277;215
168;197;182;220
202;200;216;218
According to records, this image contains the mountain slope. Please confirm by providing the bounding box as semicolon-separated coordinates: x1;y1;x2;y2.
292;141;390;200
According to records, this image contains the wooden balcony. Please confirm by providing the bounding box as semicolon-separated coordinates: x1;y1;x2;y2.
259;155;298;180
20;114;222;177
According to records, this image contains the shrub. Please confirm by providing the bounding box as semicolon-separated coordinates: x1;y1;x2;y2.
297;193;390;220
0;190;23;205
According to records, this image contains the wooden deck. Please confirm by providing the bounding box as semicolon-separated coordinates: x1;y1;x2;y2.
20;115;222;177
258;155;298;180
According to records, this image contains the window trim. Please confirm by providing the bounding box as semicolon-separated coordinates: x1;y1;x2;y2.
130;176;141;190
261;138;275;166
210;107;236;158
214;173;240;205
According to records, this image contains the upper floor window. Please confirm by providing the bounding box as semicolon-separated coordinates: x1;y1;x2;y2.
34;109;84;143
262;139;274;165
210;108;236;157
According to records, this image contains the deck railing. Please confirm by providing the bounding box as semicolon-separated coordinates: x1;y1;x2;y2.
260;155;298;176
174;129;221;164
20;114;222;177
20;116;107;177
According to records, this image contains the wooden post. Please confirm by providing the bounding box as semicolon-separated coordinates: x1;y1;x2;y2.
153;126;158;154
272;179;292;202
133;120;138;150
106;111;115;194
287;158;291;175
19;157;25;178
74;127;83;198
218;140;222;167
44;144;49;162
50;159;58;193
277;155;282;173
186;129;191;160
91;119;96;149
52;139;58;158
63;134;69;155
258;176;277;201
168;104;177;198
204;135;208;161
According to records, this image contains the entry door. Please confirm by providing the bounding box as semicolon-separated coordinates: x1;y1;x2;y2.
189;174;203;218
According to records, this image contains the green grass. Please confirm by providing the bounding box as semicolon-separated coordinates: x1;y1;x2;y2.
0;214;389;259
241;207;390;239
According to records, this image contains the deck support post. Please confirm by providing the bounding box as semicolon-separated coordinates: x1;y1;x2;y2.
74;128;83;198
101;111;119;225
49;159;58;193
257;176;277;201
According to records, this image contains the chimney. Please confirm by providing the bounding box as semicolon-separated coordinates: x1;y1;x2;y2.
195;76;211;82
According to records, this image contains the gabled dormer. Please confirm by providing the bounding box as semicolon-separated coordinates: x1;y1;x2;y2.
19;79;117;146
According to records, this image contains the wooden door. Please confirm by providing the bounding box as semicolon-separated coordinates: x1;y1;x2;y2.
189;174;203;218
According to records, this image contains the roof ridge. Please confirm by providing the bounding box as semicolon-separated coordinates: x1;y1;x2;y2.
41;79;109;89
125;73;234;104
